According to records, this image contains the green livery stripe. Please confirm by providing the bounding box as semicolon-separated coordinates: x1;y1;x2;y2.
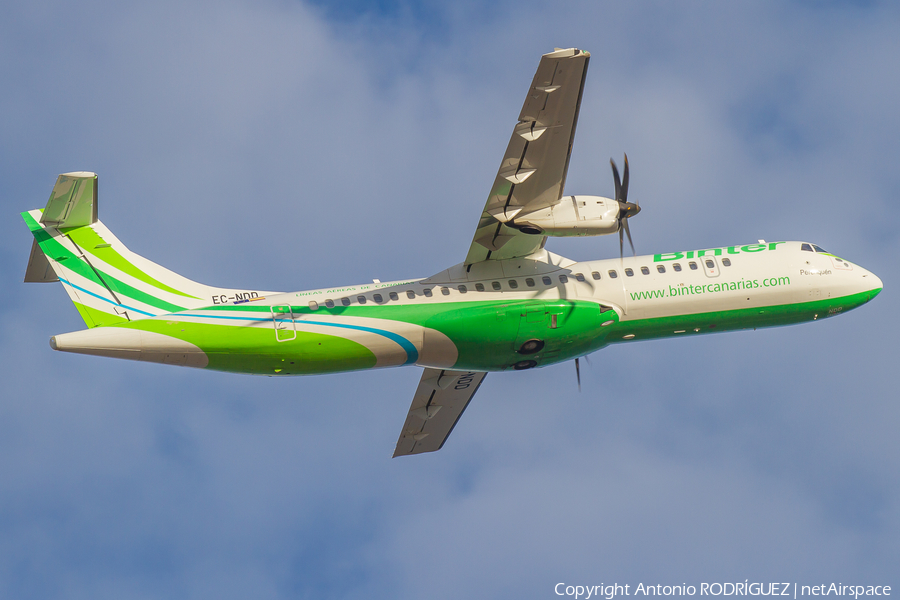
73;302;130;327
120;319;378;375
198;298;586;326
27;222;107;292
67;290;875;375
193;299;614;372
203;304;272;313
174;293;873;372
171;310;419;365
22;211;43;232
608;289;877;343
61;225;200;300
22;212;186;314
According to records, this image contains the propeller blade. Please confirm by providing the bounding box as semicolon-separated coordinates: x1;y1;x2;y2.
623;217;635;256
610;158;622;202
613;154;637;258
575;357;581;392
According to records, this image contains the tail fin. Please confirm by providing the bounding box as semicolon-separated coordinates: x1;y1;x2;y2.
23;172;275;328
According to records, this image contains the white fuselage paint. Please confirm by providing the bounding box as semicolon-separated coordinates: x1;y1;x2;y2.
275;242;881;323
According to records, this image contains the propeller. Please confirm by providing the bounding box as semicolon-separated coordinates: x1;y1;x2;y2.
575;357;581;392
574;355;592;392
610;154;641;258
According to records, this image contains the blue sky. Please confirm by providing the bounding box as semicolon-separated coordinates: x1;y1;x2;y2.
1;1;899;598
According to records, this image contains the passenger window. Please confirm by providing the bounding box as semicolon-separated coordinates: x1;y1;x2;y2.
526;278;535;287
640;266;649;275
373;294;383;303
508;279;518;289
591;271;601;280
801;243;813;252
559;275;569;283
406;290;416;299
689;261;698;270
673;263;682;272
705;260;715;269
475;283;485;292
492;281;501;291
341;297;351;306
575;273;585;282
657;265;665;273
325;299;335;308
457;285;467;294
441;287;450;296
625;268;634;277
308;301;319;311
423;288;433;297
389;292;399;301
542;276;552;286
357;295;367;304
608;270;618;278
721;258;731;267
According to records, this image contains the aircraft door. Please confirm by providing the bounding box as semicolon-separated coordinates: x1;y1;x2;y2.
272;305;296;341
701;256;720;277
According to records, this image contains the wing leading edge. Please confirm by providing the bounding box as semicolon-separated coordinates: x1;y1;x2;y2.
393;369;488;457
465;48;590;265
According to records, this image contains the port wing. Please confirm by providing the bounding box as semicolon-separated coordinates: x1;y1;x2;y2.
393;368;487;457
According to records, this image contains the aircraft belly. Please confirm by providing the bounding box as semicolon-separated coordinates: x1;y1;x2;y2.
608;288;877;344
170;317;397;375
93;310;458;375
424;299;617;371
203;331;378;375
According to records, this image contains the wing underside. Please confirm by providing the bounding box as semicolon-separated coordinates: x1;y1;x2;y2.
465;48;590;265
393;368;488;457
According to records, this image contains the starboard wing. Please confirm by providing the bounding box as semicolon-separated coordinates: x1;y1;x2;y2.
393;368;488;457
464;48;590;265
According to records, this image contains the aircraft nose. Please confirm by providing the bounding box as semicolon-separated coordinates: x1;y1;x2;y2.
861;270;883;302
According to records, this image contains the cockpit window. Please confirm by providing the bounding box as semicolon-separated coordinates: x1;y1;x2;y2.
801;243;813;252
812;245;829;253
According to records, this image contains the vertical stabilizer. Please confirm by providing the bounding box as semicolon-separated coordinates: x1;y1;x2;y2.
23;172;279;328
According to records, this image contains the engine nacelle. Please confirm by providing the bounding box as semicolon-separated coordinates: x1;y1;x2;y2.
511;195;619;237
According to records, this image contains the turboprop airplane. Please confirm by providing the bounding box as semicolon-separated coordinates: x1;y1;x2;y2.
22;48;882;457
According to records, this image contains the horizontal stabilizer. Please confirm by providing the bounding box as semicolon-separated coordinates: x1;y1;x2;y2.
40;172;97;228
24;239;58;283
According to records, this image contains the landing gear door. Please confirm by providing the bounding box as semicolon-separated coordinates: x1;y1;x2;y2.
514;308;551;354
272;305;296;341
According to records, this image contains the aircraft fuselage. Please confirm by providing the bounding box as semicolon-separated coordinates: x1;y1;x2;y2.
49;241;882;375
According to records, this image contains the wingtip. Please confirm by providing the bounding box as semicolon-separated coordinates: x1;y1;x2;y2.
543;47;586;59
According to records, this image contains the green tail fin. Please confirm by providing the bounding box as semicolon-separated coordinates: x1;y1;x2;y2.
23;172;277;328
